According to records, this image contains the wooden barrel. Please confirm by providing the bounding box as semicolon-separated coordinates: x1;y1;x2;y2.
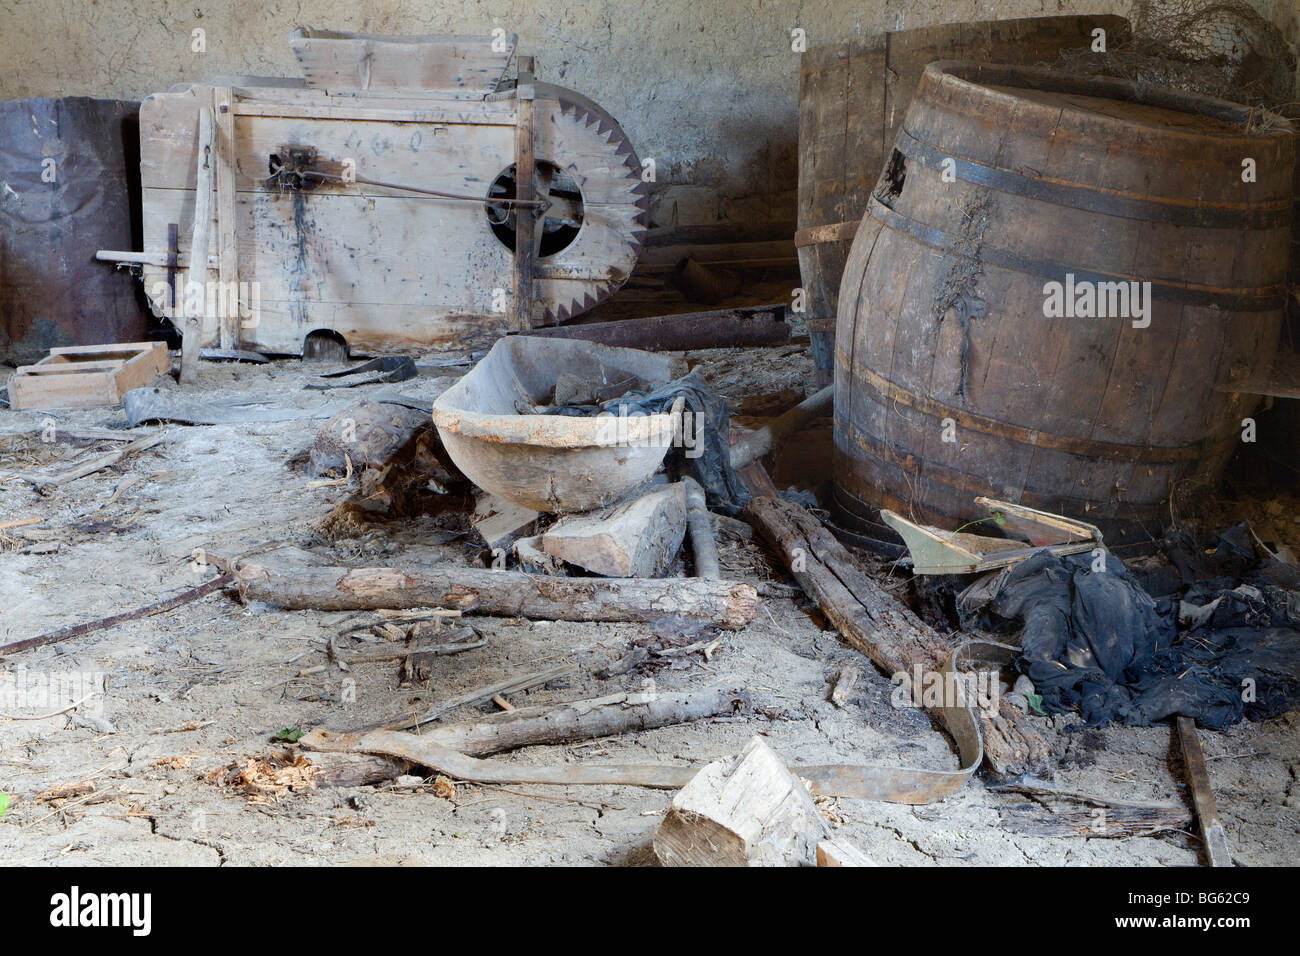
833;62;1295;551
795;15;1128;341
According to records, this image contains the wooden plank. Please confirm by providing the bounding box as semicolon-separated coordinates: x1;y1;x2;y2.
289;29;515;93
513;57;537;330
230;101;514;125
213;87;240;350
180;106;214;384
1177;716;1233;867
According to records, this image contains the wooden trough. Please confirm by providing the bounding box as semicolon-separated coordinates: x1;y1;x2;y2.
433;338;682;513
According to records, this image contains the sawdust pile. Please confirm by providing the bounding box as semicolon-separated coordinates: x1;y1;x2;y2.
209;750;324;803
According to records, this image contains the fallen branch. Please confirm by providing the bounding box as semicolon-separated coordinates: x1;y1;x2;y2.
0;690;100;721
0;573;234;656
13;432;168;489
236;562;757;629
303;731;696;789
309;685;746;761
347;663;578;733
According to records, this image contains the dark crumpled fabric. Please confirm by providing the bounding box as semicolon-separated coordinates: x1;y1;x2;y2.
541;369;750;515
980;547;1300;730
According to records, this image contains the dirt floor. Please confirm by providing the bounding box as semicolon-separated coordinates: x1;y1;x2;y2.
0;347;1297;866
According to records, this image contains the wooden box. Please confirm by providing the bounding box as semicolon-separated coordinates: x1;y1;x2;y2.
8;341;170;410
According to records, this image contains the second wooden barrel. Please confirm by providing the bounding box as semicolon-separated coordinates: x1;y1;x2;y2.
795;15;1128;340
833;62;1295;550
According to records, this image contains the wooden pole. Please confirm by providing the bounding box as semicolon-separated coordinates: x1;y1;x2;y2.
513;56;537;330
213;87;240;350
180;106;214;384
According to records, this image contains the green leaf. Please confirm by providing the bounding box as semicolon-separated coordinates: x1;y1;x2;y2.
1026;693;1046;716
273;726;304;743
0;792;9;819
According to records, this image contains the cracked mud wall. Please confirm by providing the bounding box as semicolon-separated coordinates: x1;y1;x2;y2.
0;1;1293;229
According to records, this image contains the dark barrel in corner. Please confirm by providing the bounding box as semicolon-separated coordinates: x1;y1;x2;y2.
832;61;1295;552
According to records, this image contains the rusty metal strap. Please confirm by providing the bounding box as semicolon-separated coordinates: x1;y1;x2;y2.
794;220;862;248
797;640;1017;804
868;197;1288;311
846;358;1239;464
894;128;1294;230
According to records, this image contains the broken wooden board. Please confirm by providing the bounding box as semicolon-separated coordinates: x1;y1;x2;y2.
8;342;170;411
542;482;687;577
1213;349;1300;399
472;494;540;552
881;497;1102;574
816;838;876;867
653;737;830;867
1177;716;1233;866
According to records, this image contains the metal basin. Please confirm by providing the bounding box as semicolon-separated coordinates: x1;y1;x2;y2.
433;337;683;512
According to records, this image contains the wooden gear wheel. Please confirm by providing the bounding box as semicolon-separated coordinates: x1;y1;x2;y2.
489;83;650;325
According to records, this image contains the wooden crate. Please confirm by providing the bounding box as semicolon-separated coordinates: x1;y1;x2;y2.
8;342;170;410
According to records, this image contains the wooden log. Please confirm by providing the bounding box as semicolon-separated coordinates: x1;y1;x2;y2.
683;477;720;580
312;753;413;789
653;736;830;867
235;561;757;629
542;483;687;577
729;385;833;469
742;470;1051;776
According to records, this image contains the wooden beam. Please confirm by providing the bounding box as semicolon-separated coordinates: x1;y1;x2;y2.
180;106;214;384
213;87;240;350
513;56;536;330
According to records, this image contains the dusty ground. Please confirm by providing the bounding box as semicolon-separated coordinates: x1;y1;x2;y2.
0;347;1296;867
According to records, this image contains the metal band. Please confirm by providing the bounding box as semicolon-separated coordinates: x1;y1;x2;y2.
868;197;1288;312
833;426;1171;527
893;128;1293;230
847;359;1239;464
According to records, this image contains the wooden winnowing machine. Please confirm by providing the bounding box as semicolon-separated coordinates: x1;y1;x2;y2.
102;29;650;358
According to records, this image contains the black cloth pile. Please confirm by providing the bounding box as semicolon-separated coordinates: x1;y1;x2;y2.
968;530;1300;729
540;369;751;515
